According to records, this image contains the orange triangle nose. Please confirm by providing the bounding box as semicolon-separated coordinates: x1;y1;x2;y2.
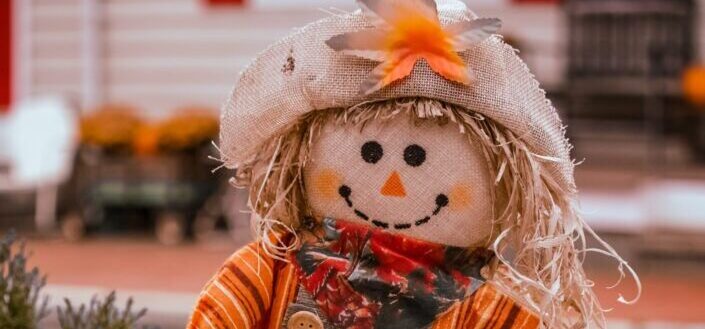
381;171;406;197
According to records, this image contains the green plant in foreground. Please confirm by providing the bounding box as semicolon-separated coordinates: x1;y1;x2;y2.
1;230;153;328
57;291;151;329
0;231;49;329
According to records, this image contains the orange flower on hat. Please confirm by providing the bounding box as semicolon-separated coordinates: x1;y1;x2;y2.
326;0;501;95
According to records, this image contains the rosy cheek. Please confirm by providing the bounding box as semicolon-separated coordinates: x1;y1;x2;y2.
448;183;472;211
310;168;342;201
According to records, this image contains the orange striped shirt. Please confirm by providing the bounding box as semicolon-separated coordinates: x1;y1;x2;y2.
187;241;539;329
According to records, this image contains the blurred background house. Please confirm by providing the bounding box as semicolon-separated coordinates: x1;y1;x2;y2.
1;0;704;328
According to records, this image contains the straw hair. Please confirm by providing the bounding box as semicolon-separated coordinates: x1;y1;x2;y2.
228;98;639;329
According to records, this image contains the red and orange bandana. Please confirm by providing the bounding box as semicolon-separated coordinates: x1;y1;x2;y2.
292;218;494;329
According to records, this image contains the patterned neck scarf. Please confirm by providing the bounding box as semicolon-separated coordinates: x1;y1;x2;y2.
291;218;494;329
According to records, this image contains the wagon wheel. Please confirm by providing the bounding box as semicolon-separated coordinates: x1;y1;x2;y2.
155;212;186;246
60;212;85;242
193;213;218;242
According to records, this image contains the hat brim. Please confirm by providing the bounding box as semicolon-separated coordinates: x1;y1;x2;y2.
220;4;575;192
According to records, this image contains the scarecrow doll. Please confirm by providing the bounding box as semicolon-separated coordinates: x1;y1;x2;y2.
188;0;638;328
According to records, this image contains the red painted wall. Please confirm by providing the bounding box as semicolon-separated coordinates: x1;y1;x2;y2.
0;0;11;111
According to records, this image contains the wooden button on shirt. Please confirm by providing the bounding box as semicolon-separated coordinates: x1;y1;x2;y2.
287;311;324;329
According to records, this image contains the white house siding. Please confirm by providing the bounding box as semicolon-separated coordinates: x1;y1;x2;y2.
21;0;704;117
31;0;84;103
27;0;327;116
102;0;333;117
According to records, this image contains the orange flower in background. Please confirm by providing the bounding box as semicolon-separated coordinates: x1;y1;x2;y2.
80;104;219;154
326;0;501;95
157;107;219;151
683;65;705;107
133;124;160;156
80;104;142;150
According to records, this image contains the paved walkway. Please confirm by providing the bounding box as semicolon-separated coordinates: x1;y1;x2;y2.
22;236;705;328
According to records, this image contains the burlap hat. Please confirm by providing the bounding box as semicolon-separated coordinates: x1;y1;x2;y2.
220;0;575;191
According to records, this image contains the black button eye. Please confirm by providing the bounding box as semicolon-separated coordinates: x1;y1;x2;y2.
404;144;426;167
361;141;383;164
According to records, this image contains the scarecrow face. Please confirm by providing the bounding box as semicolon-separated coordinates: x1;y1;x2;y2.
304;114;493;247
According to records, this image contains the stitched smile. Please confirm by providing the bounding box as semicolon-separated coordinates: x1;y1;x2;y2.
338;184;448;230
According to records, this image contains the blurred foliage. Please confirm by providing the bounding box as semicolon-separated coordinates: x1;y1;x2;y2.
132;124;160;156
80;105;218;155
156;107;219;152
0;231;153;328
57;292;153;329
0;231;49;329
80;105;143;151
